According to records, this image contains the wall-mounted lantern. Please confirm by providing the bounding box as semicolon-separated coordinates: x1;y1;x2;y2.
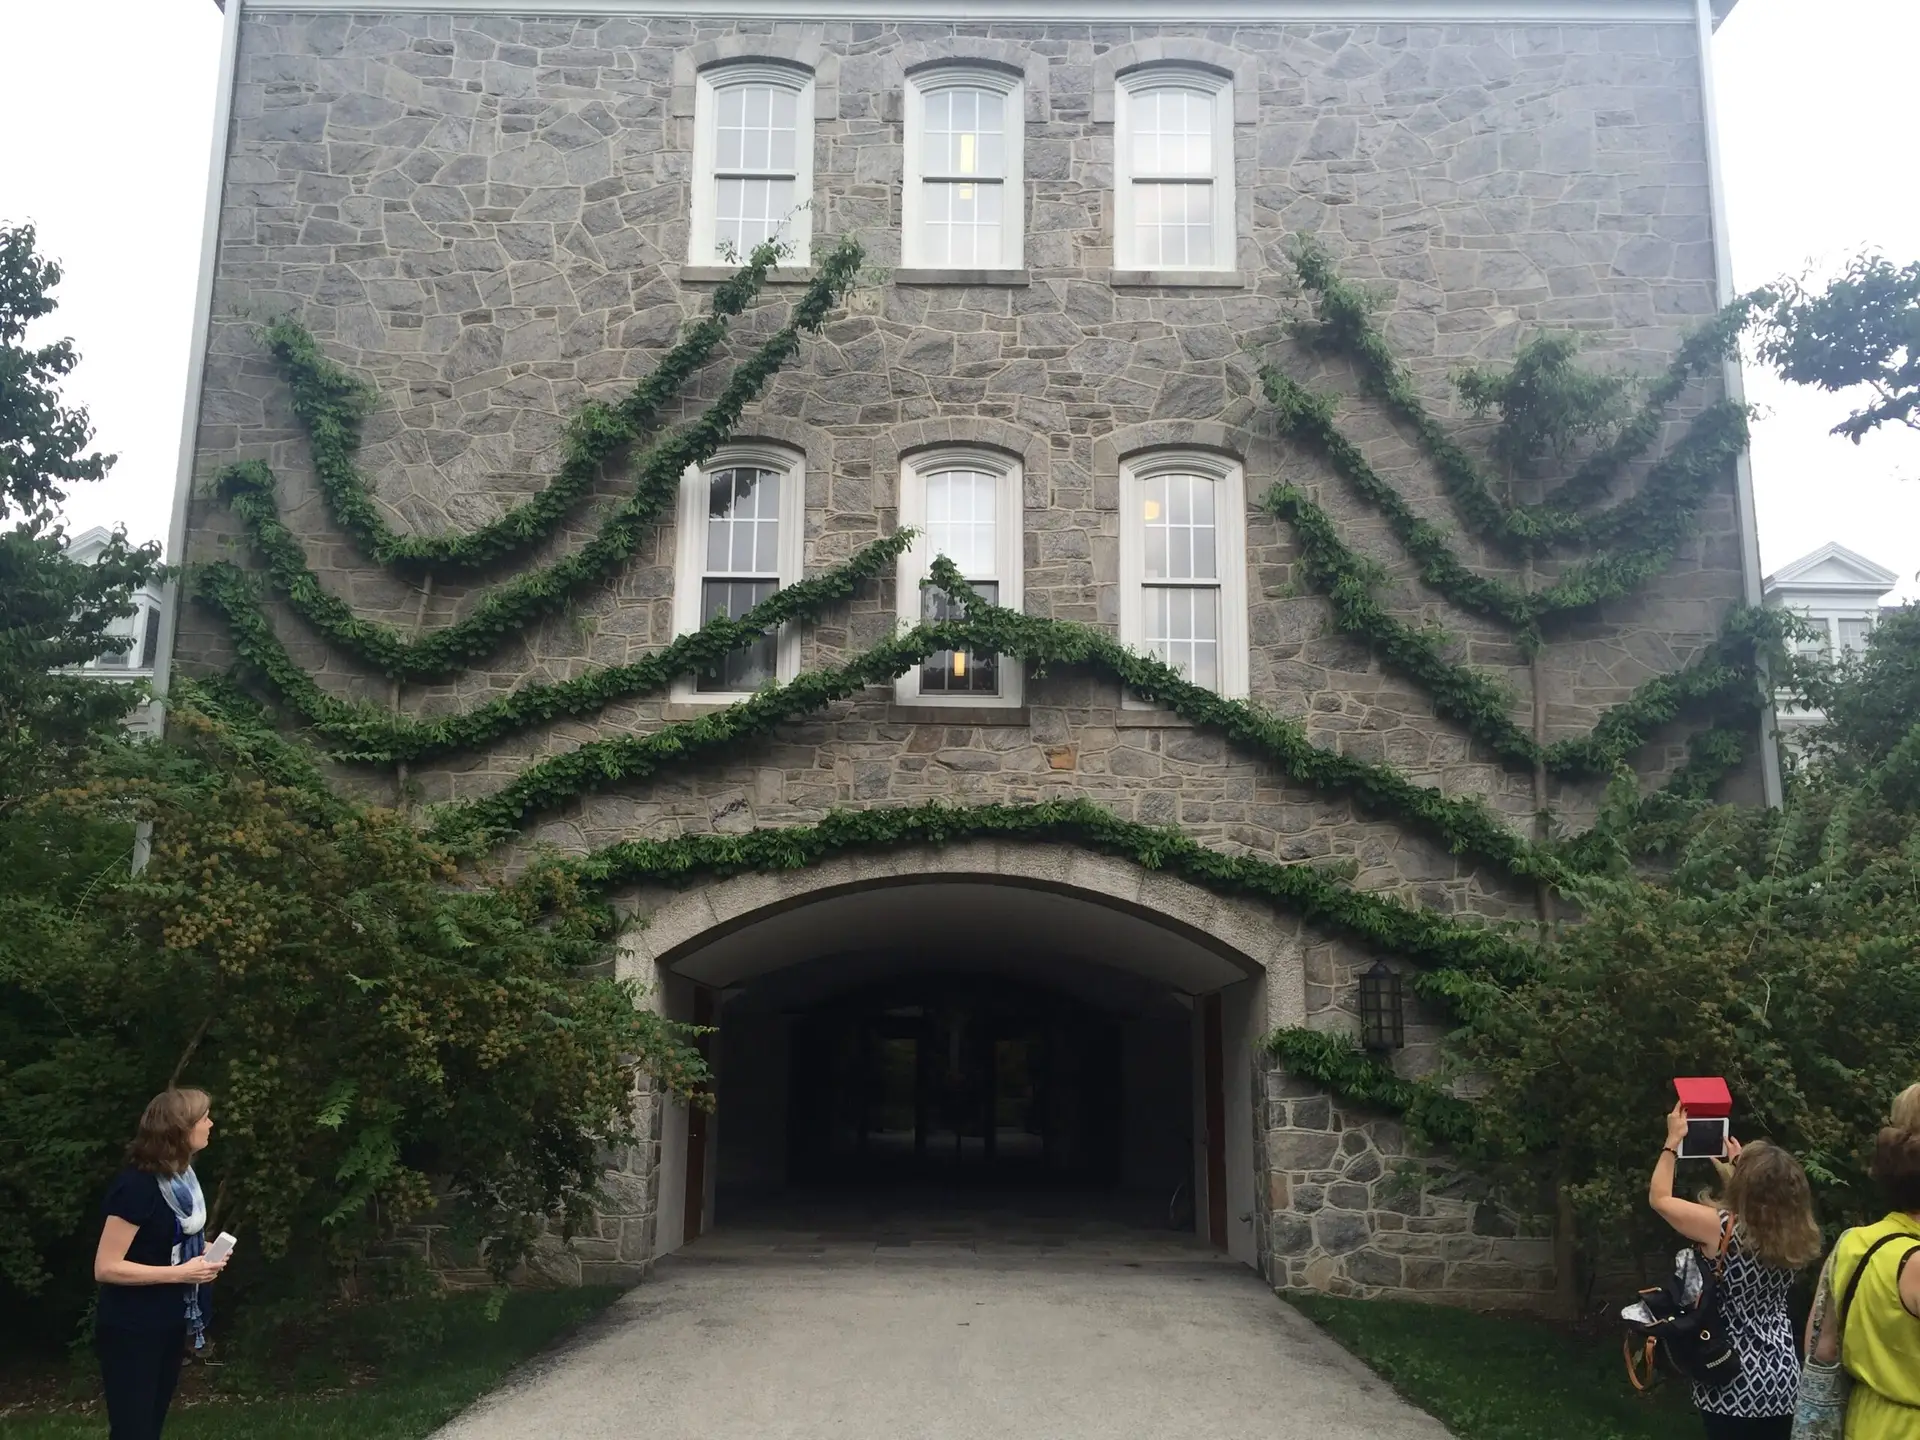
1358;961;1404;1052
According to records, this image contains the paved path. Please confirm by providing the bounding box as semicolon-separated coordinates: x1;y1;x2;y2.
435;1218;1452;1440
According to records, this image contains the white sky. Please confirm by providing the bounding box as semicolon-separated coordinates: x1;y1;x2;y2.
0;0;1914;599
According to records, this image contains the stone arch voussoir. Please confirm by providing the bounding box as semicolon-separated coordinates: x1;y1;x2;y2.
671;33;839;120
1093;39;1259;126
614;838;1306;1029
872;416;1051;511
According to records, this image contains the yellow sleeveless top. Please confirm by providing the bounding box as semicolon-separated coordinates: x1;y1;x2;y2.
1836;1212;1920;1440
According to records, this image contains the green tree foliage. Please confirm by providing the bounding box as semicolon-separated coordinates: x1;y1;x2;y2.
1754;253;1920;443
1;681;709;1323
1285;610;1920;1262
0;227;706;1336
0;225;161;805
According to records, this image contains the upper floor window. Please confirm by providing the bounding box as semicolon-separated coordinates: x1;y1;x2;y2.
896;449;1024;707
1114;67;1234;273
673;445;806;700
902;67;1024;271
1837;616;1873;654
90;599;162;672
1118;452;1248;698
690;63;815;266
1794;616;1833;662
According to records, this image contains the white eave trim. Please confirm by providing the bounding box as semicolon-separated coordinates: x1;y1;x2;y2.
241;0;1703;20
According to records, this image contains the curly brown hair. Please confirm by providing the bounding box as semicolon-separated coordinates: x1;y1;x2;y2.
1723;1140;1823;1271
126;1088;210;1176
1873;1124;1920;1213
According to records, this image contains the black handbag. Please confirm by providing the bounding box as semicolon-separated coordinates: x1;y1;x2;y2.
1625;1215;1744;1392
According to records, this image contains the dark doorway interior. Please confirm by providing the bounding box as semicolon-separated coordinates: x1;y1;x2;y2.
786;975;1122;1190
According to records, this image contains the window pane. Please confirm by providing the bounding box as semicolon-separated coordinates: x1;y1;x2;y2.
924;469;997;577
769;87;798;170
921;180;1003;268
698;578;779;692
1131;86;1214;177
715;82;797;177
924;85;1004;178
1132;182;1212;268
1145;586;1220;690
1837;617;1873;653
1142;473;1217;581
714;177;796;258
921;580;1001;695
705;466;781;575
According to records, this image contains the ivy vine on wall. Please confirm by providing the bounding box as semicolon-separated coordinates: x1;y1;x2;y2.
186;238;1780;1154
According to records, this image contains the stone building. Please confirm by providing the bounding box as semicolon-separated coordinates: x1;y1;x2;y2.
166;0;1763;1310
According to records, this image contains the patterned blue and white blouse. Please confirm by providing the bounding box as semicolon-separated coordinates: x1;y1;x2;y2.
1694;1212;1802;1418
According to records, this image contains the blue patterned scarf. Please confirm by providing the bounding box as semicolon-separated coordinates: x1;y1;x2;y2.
158;1168;209;1349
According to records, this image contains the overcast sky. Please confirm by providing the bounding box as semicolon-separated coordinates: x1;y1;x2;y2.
1;0;1915;599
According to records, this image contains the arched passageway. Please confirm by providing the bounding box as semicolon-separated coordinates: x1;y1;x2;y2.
620;843;1306;1270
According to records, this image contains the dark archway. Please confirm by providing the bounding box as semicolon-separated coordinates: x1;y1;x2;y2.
621;846;1296;1269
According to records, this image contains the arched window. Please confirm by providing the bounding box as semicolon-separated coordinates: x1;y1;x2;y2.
1118;451;1248;698
1114;66;1234;274
673;445;806;700
690;62;815;266
902;66;1024;272
896;448;1024;707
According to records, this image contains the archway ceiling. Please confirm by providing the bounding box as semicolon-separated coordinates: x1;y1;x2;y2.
667;881;1251;996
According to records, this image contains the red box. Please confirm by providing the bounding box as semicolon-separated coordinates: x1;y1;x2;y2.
1673;1077;1733;1118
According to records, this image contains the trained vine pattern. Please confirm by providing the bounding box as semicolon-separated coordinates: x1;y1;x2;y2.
262;243;780;574
185;238;1778;1152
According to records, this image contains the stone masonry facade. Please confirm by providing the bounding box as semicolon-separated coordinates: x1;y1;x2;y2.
177;8;1746;1307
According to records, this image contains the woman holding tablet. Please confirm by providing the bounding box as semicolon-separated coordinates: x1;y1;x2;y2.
92;1088;229;1439
1650;1103;1823;1439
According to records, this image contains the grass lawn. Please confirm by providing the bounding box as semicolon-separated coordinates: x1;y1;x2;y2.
0;1287;622;1440
1285;1291;1700;1440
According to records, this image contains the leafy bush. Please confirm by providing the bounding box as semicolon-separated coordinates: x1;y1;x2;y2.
1449;606;1920;1255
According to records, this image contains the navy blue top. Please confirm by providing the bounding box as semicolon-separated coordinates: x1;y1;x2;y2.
95;1168;186;1333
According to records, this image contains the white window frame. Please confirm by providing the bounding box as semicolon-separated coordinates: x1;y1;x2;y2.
901;66;1025;273
689;62;816;267
672;443;807;704
1118;450;1248;702
1113;65;1236;275
895;447;1024;709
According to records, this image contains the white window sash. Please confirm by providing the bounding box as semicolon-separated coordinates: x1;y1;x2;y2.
1118;454;1248;701
895;450;1024;708
1113;68;1235;274
689;64;815;267
672;448;806;702
902;69;1025;272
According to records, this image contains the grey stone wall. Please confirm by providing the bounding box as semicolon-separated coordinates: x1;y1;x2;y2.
1257;1064;1555;1307
178;10;1746;1306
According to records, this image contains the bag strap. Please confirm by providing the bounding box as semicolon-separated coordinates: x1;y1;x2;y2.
1623;1333;1659;1392
1711;1212;1735;1281
1836;1232;1920;1351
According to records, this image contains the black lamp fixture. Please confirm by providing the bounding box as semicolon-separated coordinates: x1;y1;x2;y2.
1358;960;1405;1052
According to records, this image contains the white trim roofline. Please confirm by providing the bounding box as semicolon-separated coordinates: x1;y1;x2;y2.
1762;541;1902;596
238;0;1720;20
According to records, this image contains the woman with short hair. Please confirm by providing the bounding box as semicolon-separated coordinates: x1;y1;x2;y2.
1811;1116;1920;1439
1651;1104;1824;1440
92;1089;227;1439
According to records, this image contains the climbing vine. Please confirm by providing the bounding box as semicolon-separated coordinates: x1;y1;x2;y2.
535;796;1538;989
214;240;862;682
262;243;780;573
1264;1029;1482;1150
1283;238;1757;557
195;529;917;765
182;236;1784;1160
